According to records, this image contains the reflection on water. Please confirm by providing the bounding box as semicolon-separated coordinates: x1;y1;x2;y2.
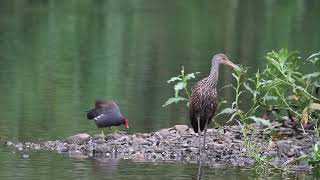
0;0;320;179
0;147;318;180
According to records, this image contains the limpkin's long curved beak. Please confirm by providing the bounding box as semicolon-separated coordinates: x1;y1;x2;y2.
224;60;240;71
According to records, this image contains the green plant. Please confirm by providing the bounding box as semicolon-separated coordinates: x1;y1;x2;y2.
162;66;200;107
215;66;274;172
247;50;320;137
308;142;320;168
217;49;320;171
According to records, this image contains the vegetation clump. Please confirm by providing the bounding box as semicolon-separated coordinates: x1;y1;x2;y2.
163;49;320;170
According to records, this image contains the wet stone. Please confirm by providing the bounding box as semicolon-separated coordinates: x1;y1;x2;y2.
15;143;23;151
153;132;163;140
105;133;122;141
6;141;13;146
22;154;29;159
132;137;149;146
158;128;170;139
174;125;189;134
65;133;91;145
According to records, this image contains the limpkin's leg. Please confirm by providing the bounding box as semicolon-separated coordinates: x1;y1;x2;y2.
197;116;202;158
101;129;104;136
203;118;209;150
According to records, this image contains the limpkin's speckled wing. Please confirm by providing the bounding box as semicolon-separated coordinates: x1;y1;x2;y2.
189;77;218;133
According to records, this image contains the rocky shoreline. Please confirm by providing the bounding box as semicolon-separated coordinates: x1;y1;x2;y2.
5;124;315;170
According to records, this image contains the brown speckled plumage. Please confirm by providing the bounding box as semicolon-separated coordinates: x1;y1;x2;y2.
189;76;217;133
189;53;238;155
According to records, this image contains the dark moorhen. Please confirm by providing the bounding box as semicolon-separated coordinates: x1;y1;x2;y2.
87;100;129;135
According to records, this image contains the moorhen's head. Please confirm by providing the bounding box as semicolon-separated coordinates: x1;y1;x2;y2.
212;53;239;69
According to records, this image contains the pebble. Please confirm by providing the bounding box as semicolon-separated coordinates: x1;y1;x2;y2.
132;137;149;146
65;133;91;145
6;141;13;146
22;154;29;159
174;125;189;134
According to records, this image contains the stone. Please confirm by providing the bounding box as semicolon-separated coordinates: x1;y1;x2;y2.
105;133;122;141
276;140;291;154
181;143;189;148
188;128;196;135
174;125;189;134
34;144;41;150
158;128;170;139
15;143;23;151
65;133;91;145
94;144;113;154
22;154;29;159
93;134;106;139
153;132;163;140
132;137;149;146
6;141;13;146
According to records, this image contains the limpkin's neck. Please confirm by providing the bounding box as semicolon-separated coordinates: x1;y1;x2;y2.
208;60;220;87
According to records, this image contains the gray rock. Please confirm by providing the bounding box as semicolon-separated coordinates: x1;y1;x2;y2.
65;133;91;145
181;143;189;148
15;143;23;151
132;137;149;146
105;133;122;141
6;141;13;146
93;134;106;140
34;144;40;150
22;154;29;159
188;128;196;135
276;140;291;154
153;132;163;140
174;125;189;134
158;128;170;139
94;144;113;154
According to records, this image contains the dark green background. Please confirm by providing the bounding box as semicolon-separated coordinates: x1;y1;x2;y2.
0;0;319;179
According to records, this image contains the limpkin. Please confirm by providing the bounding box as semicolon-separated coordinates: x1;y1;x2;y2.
87;100;129;135
189;53;238;156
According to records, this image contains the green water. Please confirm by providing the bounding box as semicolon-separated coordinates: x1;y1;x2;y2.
0;0;320;179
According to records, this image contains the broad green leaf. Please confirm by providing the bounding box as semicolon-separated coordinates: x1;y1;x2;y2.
249;116;271;127
314;81;320;87
306;52;320;62
162;97;188;107
185;72;200;80
216;108;237;117
167;77;182;83
310;103;320;111
174;82;185;97
263;95;278;101
302;72;320;80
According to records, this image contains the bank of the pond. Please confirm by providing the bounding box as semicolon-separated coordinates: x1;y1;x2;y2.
6;124;314;170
